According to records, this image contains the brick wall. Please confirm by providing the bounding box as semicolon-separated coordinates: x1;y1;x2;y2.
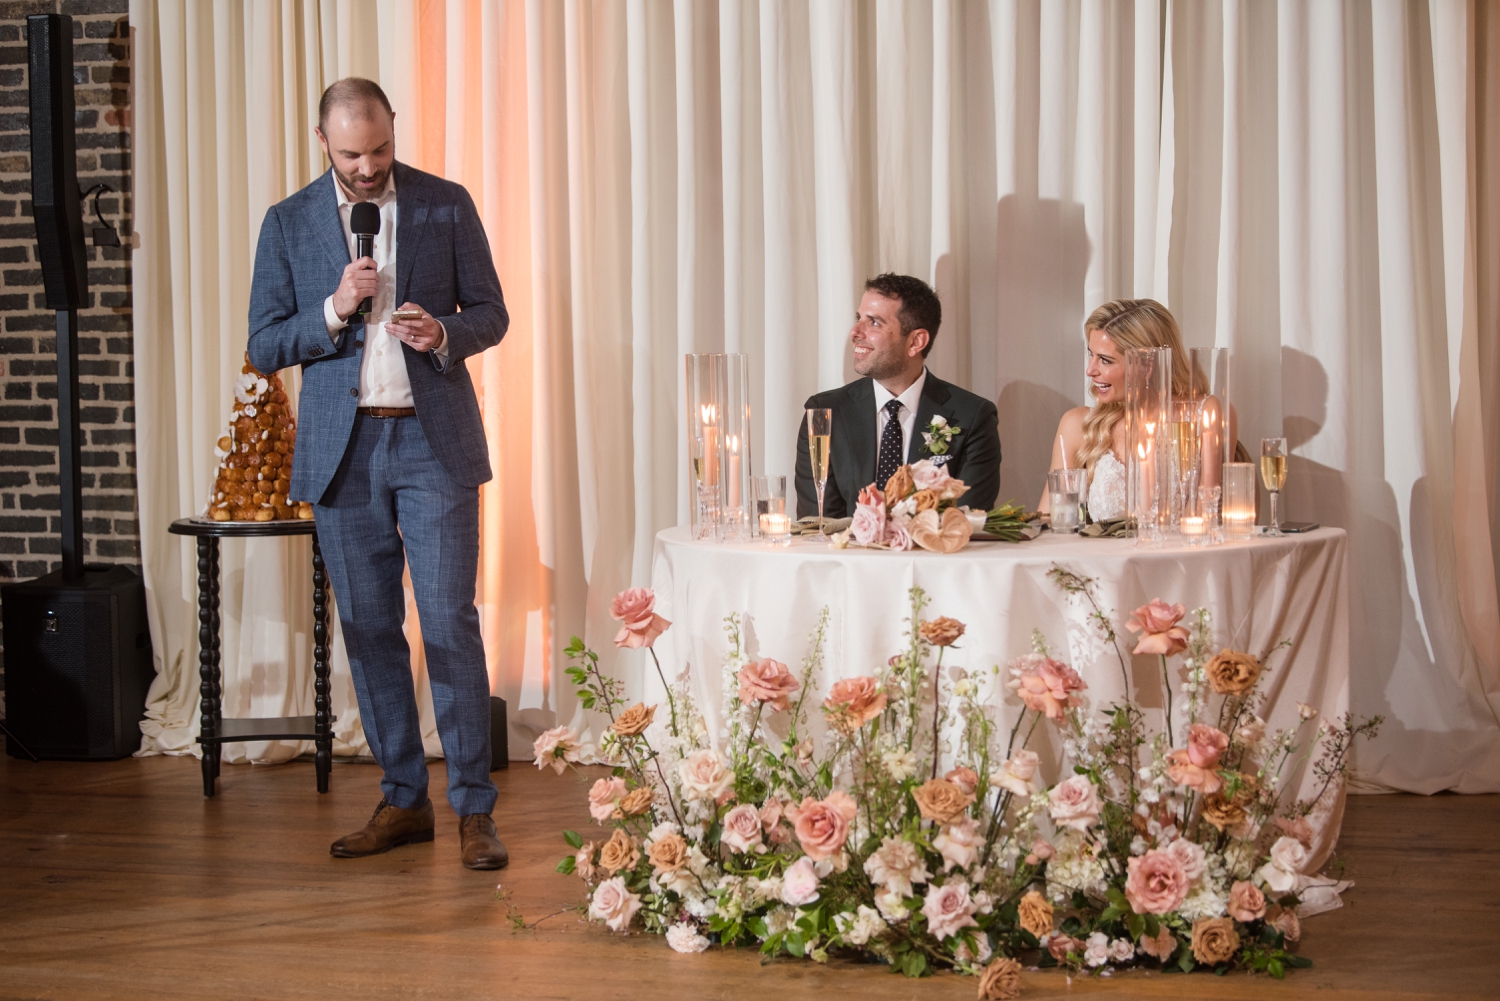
0;0;135;694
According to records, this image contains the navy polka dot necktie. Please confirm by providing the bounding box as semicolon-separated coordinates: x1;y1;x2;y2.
876;398;904;492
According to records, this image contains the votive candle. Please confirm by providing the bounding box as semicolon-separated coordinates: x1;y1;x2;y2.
760;512;791;545
1181;516;1205;537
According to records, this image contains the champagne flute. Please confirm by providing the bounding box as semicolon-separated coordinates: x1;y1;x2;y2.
806;408;833;536
1260;437;1288;536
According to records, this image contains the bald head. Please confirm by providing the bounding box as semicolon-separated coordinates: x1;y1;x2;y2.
318;77;393;132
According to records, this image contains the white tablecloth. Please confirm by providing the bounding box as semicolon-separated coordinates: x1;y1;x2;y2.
650;526;1351;866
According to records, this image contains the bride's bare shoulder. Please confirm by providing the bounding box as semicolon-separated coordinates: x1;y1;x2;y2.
1056;406;1091;433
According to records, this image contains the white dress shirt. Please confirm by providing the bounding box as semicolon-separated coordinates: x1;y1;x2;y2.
322;172;447;407
872;368;928;462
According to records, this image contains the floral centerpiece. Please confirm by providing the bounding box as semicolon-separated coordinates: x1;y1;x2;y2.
535;573;1378;997
840;458;974;553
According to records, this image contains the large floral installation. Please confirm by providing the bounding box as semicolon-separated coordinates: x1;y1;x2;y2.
533;570;1379;998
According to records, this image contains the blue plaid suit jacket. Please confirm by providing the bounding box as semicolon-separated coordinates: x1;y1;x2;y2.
247;162;508;503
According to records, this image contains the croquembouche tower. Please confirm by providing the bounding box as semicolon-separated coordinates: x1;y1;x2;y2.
202;354;314;523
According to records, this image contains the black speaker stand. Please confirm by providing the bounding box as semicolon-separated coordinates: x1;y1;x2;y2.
0;720;39;761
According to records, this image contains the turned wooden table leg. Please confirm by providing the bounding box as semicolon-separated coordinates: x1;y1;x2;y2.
208;537;223;780
197;536;217;797
312;531;331;793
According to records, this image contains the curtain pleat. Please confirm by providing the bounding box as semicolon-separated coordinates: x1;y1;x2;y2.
130;0;1500;789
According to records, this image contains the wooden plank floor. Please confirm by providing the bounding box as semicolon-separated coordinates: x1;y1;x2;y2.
1;753;1497;1001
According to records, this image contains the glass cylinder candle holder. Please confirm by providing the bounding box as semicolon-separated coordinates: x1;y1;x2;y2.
1222;462;1257;539
1125;346;1172;546
685;353;753;541
751;474;786;540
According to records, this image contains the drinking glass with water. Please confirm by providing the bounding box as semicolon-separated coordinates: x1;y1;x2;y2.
1048;468;1087;533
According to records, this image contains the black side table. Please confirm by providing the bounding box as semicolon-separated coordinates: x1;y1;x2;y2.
168;518;335;796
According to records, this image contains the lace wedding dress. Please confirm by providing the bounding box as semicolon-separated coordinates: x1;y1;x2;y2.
1088;451;1128;521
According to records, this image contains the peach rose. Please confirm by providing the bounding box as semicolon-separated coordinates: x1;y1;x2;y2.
677;748;734;802
1124;848;1190;915
1205;648;1262;695
944;766;980;797
610;587;671;649
1166;725;1230;796
611;702;656;737
588;776;627;823
1047;774;1102;832
920;616;967;647
1047;934;1084;962
616;786;654;817
1126;598;1190;656
1227;880;1266;922
647;831;690;873
719;803;764;853
597;827;640;874
1137;924;1176;960
1201;791;1245;831
785;790;858;861
911;488;939;514
589;876;643;932
912;778;975;824
574;841;598;882
1266;904;1301;942
977;957;1022;1000
1009;654;1087;720
884;465;915;500
1016;890;1053;939
823;676;887;732
990;749;1040;798
737;658;800;711
857;484;885;508
1190;917;1240;965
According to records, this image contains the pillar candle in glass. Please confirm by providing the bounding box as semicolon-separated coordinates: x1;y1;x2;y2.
1222;462;1257;539
1125;346;1172;546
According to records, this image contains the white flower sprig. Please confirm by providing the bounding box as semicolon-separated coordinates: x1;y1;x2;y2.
921;415;962;455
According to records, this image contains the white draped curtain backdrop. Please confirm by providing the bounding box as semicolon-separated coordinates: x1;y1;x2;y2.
128;0;1500;793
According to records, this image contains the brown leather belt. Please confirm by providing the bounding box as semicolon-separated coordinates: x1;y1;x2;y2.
357;406;416;418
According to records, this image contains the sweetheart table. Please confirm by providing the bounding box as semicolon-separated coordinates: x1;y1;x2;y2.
650;525;1350;865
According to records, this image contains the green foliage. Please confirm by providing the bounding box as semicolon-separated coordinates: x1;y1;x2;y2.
563;829;583;850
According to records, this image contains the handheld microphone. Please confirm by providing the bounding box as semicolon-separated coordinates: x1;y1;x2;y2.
349;201;380;317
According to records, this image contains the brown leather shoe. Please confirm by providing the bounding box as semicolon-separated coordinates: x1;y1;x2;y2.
459;814;509;870
330;798;435;858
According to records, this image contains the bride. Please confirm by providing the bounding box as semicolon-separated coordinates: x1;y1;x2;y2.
1039;298;1233;521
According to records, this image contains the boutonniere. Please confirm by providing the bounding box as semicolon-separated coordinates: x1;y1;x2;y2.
921;415;961;456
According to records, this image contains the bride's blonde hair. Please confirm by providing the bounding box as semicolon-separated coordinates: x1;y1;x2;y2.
1076;299;1196;479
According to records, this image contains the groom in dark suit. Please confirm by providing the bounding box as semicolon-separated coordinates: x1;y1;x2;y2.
248;79;508;869
795;274;1001;519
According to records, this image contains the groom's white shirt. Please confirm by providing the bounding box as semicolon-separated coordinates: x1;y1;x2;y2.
873;367;927;463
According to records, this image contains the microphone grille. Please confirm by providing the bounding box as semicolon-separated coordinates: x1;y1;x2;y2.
350;201;381;235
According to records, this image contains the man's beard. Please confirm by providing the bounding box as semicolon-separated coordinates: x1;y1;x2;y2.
334;163;390;201
854;345;909;381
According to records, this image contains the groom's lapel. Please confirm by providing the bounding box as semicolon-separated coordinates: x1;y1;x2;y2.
845;378;877;490
907;373;956;464
395;162;432;306
312;170;353;276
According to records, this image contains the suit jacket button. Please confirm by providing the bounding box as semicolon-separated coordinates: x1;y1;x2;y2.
350;388;358;397
355;339;364;348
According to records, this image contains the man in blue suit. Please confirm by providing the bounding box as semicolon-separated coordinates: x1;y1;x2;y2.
248;78;509;870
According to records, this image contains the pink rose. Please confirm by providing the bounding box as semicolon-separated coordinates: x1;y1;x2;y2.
823;676;887;730
760;797;794;844
1164;837;1207;883
991;749;1040;798
851;501;886;544
737;658;800;712
1126;599;1190;656
909;458;952;493
1165;750;1224;795
720;803;764;853
1275;816;1314;847
785;790;857;861
921;879;979;940
610;587;671;649
781;856;821;905
857;484;885;508
1048;933;1084;962
1136;924;1176;960
883;516;913;551
1047;775;1103;832
1227;880;1266;922
944;766;980;798
1266;905;1301;942
933;817;981;872
588;876;643;932
588;776;627;823
1187;724;1229;769
1125;848;1191;915
1009;653;1087;720
532;725;580;775
1024;837;1056;866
